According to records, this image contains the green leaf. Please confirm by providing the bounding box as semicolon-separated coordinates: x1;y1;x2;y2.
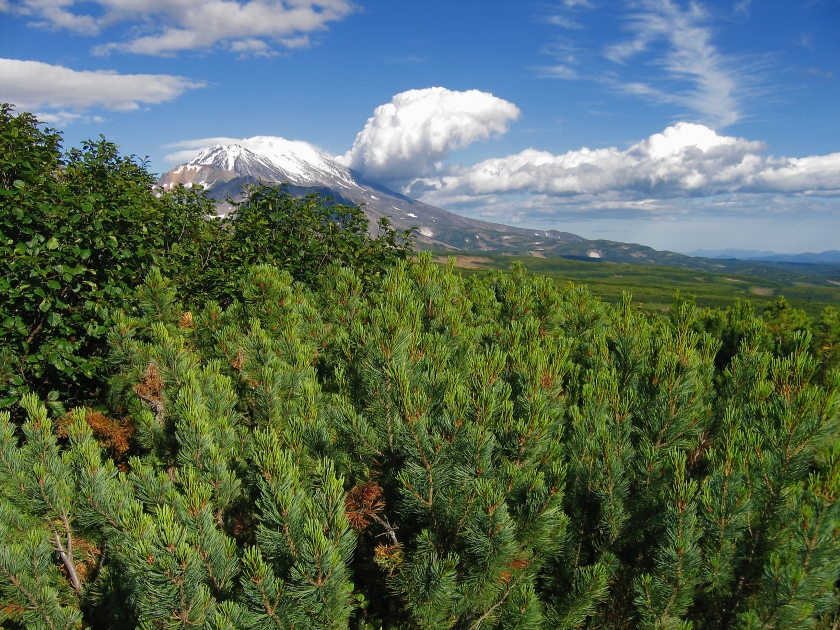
0;396;20;408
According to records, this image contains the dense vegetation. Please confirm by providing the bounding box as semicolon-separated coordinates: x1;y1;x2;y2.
433;254;840;319
0;105;412;414
1;107;840;629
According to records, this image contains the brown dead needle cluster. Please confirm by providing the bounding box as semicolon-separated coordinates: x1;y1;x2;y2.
56;409;134;464
345;480;386;531
133;363;165;425
133;363;163;403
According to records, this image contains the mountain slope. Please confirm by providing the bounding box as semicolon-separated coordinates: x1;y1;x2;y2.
158;143;584;250
158;142;840;282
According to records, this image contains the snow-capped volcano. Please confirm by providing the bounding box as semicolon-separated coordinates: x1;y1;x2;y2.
160;141;358;189
221;136;357;188
158;140;584;251
160;145;280;190
189;144;279;177
162;138;360;190
159;139;373;204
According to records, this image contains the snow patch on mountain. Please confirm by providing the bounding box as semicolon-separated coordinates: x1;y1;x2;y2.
182;137;361;190
190;144;278;176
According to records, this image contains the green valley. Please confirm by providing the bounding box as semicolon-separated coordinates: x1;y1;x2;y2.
431;252;840;318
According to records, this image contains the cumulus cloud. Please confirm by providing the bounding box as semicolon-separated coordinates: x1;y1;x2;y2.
410;122;840;207
0;58;204;116
339;87;521;183
437;190;840;253
2;0;355;56
605;0;742;127
227;38;279;59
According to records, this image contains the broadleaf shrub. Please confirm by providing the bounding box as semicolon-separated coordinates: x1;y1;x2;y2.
0;106;412;413
0;105;170;411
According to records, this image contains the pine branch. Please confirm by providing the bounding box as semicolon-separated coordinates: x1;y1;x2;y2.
0;563;53;630
468;569;528;630
50;515;81;596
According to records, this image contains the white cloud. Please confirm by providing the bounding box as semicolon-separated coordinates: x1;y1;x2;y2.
339;87;521;183
440;192;840;253
3;0;355;57
410;122;840;207
0;58;204;116
604;0;741;127
32;111;105;127
547;15;583;29
535;65;578;79
227;38;280;59
733;0;751;17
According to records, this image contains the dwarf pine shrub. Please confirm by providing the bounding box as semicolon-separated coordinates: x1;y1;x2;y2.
1;253;838;629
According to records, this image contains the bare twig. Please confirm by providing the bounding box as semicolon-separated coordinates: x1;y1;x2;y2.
371;513;399;546
25;316;46;346
135;392;165;425
51;520;82;596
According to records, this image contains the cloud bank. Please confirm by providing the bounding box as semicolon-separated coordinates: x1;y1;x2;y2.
0;58;204;121
166;89;839;244
339;87;521;183
410;123;840;207
2;0;355;56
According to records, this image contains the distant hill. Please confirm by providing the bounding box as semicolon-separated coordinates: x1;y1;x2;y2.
749;251;840;264
687;248;779;259
687;248;840;264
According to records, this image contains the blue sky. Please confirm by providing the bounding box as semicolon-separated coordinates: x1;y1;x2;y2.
1;0;839;253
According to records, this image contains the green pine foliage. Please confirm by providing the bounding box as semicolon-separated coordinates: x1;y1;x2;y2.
2;253;838;629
